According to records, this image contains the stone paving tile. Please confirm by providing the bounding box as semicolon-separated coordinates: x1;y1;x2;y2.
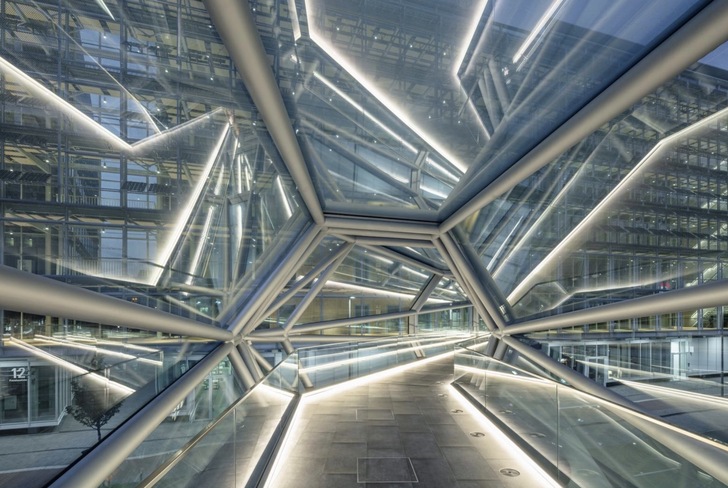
268;356;553;488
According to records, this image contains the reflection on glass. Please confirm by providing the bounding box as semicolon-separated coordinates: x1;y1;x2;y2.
457;39;728;324
0;322;217;487
455;339;727;487
105;354;242;486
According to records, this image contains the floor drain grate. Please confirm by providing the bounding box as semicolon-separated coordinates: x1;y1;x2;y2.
469;432;485;437
500;468;520;477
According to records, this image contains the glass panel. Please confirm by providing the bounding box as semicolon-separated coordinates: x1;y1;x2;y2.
455;338;727;486
104;353;244;486
456;40;728;320
152;356;297;487
0;320;217;487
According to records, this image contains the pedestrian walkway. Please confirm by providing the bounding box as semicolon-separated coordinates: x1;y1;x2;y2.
266;355;558;487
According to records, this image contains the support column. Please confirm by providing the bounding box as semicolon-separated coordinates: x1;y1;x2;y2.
229;346;255;390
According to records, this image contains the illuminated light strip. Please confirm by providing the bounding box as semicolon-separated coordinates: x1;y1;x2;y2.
449;385;562;487
367;253;394;265
0;56;132;152
457;364;554;386
421;185;450;199
304;351;455;400
508;105;728;305
8;338;135;396
94;0;115;20
329;170;414;206
65;335;159;353
287;0;302;40
185;209;216;285
35;335;162;366
566;382;728;455
618;379;728;408
487;216;523;271
452;0;490;75
151;125;230;285
131;108;224;152
400;265;429;279
512;0;566;63
325;280;451;304
239;383;297;485
299;335;467;365
313;71;418;154
305;23;467;172
276;175;294;218
300;338;465;373
265;352;454;487
426;156;460;182
13;3;159;134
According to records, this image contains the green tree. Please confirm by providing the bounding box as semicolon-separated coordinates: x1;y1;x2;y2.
65;357;124;442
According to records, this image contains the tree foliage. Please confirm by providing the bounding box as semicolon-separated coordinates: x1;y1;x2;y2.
65;357;124;442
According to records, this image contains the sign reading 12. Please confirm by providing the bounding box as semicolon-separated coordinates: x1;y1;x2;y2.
10;367;27;381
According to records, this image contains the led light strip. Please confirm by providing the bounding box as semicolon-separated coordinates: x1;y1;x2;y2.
512;0;566;64
305;16;467;172
449;385;562;487
151;125;230;285
0;56;132;152
35;335;162;366
508;104;728;304
8;338;135;395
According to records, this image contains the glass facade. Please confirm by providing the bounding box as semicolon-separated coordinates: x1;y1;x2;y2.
1;0;728;486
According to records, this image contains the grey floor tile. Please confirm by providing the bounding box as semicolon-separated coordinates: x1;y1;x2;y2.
441;447;501;481
357;457;418;483
401;431;444;459
410;457;459;488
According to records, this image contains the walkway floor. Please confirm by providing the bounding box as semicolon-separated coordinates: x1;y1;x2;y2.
267;355;555;487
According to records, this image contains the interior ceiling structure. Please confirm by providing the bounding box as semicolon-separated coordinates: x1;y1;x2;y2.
2;0;728;484
0;0;725;346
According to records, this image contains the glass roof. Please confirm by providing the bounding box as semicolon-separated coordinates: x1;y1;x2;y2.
253;0;710;218
457;39;728;320
3;0;728;483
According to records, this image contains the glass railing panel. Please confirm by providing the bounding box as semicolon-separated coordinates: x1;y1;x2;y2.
556;386;725;487
0;332;216;488
153;380;295;488
454;338;728;486
102;354;243;486
298;333;469;390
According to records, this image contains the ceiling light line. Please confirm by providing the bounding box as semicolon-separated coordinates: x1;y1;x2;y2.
508;104;728;305
304;16;467;172
65;335;159;353
512;0;566;64
440;1;728;234
94;0;116;20
8;337;135;395
131;108;225;152
249;302;470;337
452;0;490;76
34;334;162;366
312;71;418;154
358;244;450;277
276;175;294;218
287;0;302;40
0;55;132;152
152;126;230;285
